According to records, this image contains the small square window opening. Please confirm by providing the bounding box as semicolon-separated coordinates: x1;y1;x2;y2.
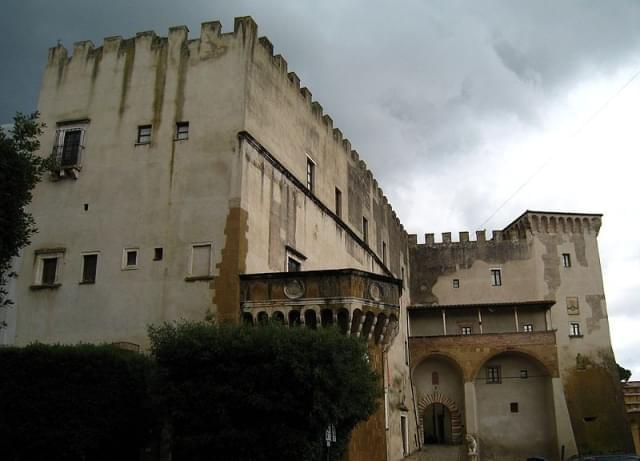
81;253;98;283
570;322;581;337
176;122;189;140
523;324;533;332
154;248;163;261
520;369;528;379
461;326;472;336
453;279;460;288
137;125;152;144
490;269;502;286
563;253;572;268
510;402;519;413
123;248;139;269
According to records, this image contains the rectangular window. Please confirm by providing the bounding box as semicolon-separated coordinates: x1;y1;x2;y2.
137;125;152;144
490;269;502;286
34;250;64;287
453;279;460;288
570;322;581;337
287;257;302;272
382;241;387;265
461;326;472;335
520;369;528;379
401;415;409;456
60;129;82;167
335;187;342;218
306;157;315;193
362;217;369;244
53;121;87;170
122;248;139;269
42;258;58;285
175;121;189;140
81;253;98;283
562;253;571;268
191;244;212;277
486;366;501;384
523;324;533;332
510;402;519;413
154;247;163;261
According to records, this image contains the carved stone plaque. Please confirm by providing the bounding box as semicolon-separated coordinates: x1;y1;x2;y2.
284;279;305;299
566;296;580;315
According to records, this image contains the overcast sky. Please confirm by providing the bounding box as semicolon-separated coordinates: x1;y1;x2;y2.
2;0;640;376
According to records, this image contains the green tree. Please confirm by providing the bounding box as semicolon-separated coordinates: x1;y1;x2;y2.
617;362;632;382
0;112;47;325
148;322;381;461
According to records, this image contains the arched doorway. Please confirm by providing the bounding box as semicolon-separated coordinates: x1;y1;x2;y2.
424;402;452;444
413;355;465;445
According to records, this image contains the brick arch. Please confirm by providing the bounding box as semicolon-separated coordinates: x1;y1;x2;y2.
417;392;463;444
471;348;557;381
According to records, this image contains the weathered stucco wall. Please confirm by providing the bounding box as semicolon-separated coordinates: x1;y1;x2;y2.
408;211;633;456
17;20;256;347
475;354;557;461
240;35;417;460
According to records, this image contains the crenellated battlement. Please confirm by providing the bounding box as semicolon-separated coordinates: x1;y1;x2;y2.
503;210;602;237
44;16;406;238
408;210;602;248
47;16;259;69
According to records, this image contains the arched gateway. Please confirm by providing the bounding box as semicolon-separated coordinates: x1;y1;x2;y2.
417;392;463;444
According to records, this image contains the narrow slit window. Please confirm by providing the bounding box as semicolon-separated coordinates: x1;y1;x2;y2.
154;248;163;261
362;217;368;244
335;187;342;218
490;269;502;286
306;157;315;193
562;253;571;268
382;241;387;265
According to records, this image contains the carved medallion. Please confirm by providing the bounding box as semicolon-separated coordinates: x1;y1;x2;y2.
284;279;305;299
369;282;383;301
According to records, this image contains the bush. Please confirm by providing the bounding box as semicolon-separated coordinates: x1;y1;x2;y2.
149;322;380;461
0;343;155;461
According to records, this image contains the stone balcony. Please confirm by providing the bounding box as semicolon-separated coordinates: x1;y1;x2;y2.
240;269;402;345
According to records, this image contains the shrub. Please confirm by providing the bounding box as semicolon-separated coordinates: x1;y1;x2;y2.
0;343;155;461
148;322;380;461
